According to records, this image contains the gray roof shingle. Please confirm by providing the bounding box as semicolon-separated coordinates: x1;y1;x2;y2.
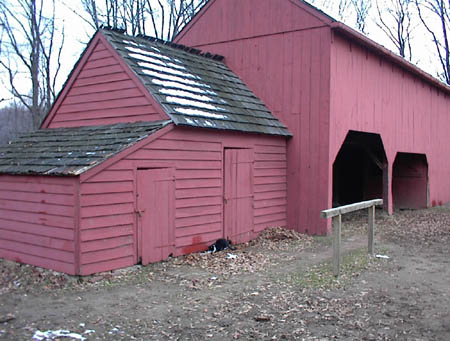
0;120;170;175
102;29;291;137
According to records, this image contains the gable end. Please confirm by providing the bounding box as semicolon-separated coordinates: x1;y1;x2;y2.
42;33;168;129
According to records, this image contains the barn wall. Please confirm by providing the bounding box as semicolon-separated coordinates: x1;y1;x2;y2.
46;39;163;128
330;33;450;210
0;175;78;274
78;127;287;275
176;0;331;46
175;0;332;234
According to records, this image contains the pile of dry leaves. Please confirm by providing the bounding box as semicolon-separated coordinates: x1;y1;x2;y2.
172;227;314;276
251;226;313;249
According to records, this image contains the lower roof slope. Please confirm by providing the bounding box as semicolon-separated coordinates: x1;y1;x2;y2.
0;121;170;176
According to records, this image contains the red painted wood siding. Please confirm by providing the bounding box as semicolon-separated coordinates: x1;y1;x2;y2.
224;148;254;244
78;127;287;275
137;168;175;265
330;34;450;212
176;0;332;234
47;39;163;128
0;175;78;274
177;0;331;46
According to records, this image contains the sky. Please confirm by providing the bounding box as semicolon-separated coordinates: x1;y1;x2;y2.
0;1;95;105
0;0;443;108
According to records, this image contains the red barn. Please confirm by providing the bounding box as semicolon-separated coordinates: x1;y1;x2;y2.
175;0;450;234
0;29;290;275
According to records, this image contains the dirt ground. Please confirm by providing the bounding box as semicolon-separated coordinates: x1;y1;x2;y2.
1;205;450;340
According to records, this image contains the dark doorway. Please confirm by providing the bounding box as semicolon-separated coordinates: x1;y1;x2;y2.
392;153;428;209
333;131;388;207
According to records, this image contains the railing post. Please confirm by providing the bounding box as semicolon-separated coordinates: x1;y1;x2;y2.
332;214;342;277
368;205;375;255
321;199;383;278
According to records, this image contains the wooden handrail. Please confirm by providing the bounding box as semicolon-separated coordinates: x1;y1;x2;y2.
321;199;383;218
321;199;383;277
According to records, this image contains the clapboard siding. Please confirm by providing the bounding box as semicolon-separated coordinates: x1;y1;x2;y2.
81;255;135;275
78;127;287;274
79;170;136;273
0;190;75;206
81;192;134;207
253;143;288;231
46;39;164;128
81;224;133;242
0;175;77;274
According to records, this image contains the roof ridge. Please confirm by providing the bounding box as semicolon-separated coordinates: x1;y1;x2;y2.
101;26;224;62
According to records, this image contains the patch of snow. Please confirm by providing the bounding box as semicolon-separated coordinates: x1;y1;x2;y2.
142;62;200;80
129;53;166;67
174;107;226;119
125;46;171;60
159;88;214;102
183;117;195;124
143;69;210;88
167;62;186;70
33;330;86;341
203;120;214;127
85;152;96;155
166;96;219;110
108;327;120;335
226;253;238;259
151;79;215;95
123;39;142;47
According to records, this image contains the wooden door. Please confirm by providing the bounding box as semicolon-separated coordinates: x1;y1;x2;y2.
223;149;254;244
137;168;175;265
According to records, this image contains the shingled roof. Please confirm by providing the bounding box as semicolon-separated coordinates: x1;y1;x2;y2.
101;28;291;137
0;121;170;176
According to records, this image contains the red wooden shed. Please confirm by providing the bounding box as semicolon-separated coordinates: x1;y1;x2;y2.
0;29;290;275
175;0;450;234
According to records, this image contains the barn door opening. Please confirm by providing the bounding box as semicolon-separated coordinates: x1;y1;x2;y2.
137;168;175;265
333;131;388;207
223;148;254;244
392;153;428;209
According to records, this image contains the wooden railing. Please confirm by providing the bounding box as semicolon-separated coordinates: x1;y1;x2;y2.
320;199;383;277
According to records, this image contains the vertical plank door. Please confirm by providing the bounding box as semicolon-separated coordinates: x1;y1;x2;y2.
223;149;254;244
137;169;175;265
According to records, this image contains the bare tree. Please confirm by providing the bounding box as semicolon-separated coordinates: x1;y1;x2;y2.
78;0;208;41
338;0;353;20
351;0;372;33
80;0;101;29
416;0;450;84
375;0;415;60
308;0;353;21
146;0;208;40
0;0;64;128
0;102;34;144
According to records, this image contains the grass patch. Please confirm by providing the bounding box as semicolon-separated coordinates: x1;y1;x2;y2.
312;235;333;246
286;247;385;289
